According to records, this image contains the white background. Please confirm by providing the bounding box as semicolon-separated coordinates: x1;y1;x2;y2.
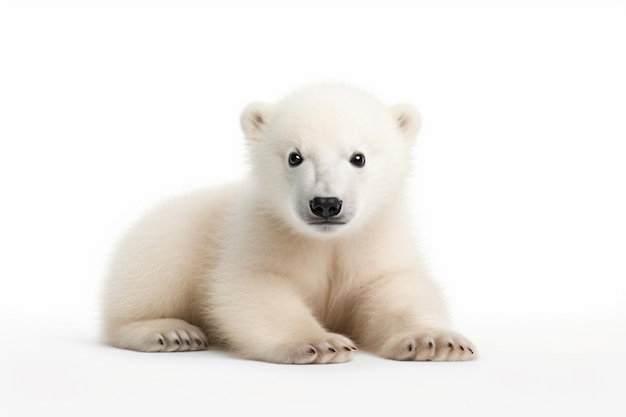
1;1;624;416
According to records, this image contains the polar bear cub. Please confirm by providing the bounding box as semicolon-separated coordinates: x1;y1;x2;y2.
102;83;476;363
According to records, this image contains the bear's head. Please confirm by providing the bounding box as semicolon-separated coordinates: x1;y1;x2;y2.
240;83;421;238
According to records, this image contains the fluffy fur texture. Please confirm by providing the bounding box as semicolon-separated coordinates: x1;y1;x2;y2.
102;84;476;364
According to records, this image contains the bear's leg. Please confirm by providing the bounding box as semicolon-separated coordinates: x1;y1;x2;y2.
104;318;209;352
351;273;477;361
210;276;357;364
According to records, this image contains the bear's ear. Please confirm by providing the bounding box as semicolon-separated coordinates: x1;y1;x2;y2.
240;101;273;140
389;103;422;143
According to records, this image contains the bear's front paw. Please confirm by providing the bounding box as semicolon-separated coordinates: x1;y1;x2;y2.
382;331;477;362
280;333;358;364
121;319;210;352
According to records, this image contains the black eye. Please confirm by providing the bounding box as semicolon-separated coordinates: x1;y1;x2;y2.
350;153;366;167
288;151;303;167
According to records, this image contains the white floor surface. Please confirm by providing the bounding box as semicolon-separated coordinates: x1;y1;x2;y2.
2;316;624;417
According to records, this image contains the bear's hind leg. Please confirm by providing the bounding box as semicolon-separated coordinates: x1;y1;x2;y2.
104;319;209;352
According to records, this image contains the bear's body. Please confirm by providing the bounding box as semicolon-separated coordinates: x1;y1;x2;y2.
102;84;476;363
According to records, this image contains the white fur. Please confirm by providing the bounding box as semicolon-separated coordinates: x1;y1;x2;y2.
102;83;476;363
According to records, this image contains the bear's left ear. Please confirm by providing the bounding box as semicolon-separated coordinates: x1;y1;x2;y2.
240;101;273;141
389;103;422;143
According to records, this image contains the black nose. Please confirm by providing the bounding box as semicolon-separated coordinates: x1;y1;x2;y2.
309;197;343;218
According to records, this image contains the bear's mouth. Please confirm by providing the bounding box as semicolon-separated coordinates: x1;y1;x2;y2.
307;219;347;226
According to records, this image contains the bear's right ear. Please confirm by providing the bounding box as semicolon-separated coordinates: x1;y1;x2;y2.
240;102;273;140
389;103;422;144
